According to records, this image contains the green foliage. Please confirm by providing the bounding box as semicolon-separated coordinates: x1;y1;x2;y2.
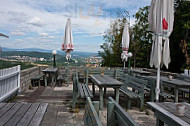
130;6;152;68
169;0;190;72
99;7;152;68
0;60;35;70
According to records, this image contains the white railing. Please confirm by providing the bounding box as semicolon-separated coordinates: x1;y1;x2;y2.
0;65;20;102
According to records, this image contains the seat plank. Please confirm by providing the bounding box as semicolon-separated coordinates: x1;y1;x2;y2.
0;103;22;126
5;103;31;126
28;103;48;126
85;84;93;98
17;103;40;126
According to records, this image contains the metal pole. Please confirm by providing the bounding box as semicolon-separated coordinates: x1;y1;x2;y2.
53;55;56;68
124;61;125;70
155;66;160;102
128;57;131;70
67;59;69;86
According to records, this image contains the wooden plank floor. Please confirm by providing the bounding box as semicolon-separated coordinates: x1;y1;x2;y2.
0;103;48;126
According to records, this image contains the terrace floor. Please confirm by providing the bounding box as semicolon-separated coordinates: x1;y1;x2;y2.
12;82;156;126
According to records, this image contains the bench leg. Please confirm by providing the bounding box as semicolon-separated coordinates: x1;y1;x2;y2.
140;98;144;109
72;92;78;108
127;99;131;109
44;74;47;87
99;87;104;110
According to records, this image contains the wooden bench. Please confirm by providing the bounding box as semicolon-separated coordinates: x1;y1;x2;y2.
107;97;140;126
72;73;93;108
119;74;147;109
57;74;65;86
31;74;44;87
84;97;102;126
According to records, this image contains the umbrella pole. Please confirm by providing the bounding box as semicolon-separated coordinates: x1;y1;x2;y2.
66;60;69;87
155;66;160;102
124;61;125;70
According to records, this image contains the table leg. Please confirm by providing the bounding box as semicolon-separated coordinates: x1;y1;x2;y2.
92;83;95;96
189;89;190;103
51;74;55;87
174;88;179;102
104;87;107;97
44;74;47;87
156;118;164;126
99;87;103;110
115;88;119;103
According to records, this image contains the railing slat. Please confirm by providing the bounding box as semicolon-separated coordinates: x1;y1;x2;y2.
0;65;20;102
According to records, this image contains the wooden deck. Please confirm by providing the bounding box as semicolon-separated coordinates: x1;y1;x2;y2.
0;103;48;126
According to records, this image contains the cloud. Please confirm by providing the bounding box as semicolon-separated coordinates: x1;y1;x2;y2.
10;31;26;36
39;32;49;37
28;17;45;27
0;0;151;52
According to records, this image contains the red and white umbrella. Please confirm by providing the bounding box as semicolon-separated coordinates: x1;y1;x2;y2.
121;22;130;69
62;18;74;60
148;0;174;101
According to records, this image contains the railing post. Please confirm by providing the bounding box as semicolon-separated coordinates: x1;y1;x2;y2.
86;68;89;85
18;65;21;92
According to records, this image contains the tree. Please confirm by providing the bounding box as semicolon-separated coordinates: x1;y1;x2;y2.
130;6;152;68
169;0;190;72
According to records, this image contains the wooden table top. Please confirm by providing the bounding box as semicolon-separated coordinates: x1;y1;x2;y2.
42;68;58;73
90;74;123;87
0;103;48;126
148;102;190;126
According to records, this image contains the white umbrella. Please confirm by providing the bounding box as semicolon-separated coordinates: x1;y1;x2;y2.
62;18;74;60
148;0;174;101
121;22;130;69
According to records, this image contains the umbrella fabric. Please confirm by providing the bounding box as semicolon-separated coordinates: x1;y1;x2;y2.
149;0;174;69
121;22;130;61
62;18;73;60
62;18;74;52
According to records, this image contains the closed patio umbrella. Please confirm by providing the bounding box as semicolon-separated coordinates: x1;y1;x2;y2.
121;22;130;69
148;0;174;101
62;18;74;86
62;18;74;60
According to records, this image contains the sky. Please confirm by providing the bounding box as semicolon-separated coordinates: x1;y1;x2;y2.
0;0;151;52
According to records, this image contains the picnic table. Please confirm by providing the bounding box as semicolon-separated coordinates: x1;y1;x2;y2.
147;102;190;126
0;103;48;126
142;76;190;102
42;68;58;87
90;74;123;110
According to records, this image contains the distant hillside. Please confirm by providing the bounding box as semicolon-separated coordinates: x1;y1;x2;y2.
1;47;98;57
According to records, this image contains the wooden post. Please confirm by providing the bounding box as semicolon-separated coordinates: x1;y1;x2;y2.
18;65;21;92
86;68;89;85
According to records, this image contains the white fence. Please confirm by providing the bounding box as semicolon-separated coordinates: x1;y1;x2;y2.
0;65;20;102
